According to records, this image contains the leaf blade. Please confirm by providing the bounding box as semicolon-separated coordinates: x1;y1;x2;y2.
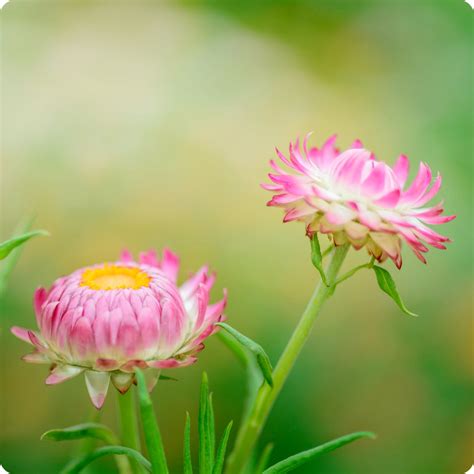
212;421;233;474
135;369;169;474
373;265;417;317
263;431;375;474
254;443;274;474
216;323;273;387
60;445;152;474
184;412;193;474
41;422;117;444
0;230;49;260
310;234;328;286
198;372;212;474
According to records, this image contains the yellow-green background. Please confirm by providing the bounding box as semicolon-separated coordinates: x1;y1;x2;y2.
1;1;472;473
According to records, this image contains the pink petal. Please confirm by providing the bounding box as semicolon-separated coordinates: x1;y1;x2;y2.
85;371;110;409
22;352;50;364
95;358;120;371
46;365;83;385
69;317;94;359
33;287;48;327
374;189;401;208
147;356;197;369
120;249;134;263
139;250;159;267
401;162;432;204
413;174;442;207
393;154;409;186
112;372;134;394
160;248;180;282
11;326;33;344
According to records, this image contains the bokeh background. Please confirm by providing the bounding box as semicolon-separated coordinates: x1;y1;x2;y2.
1;1;472;473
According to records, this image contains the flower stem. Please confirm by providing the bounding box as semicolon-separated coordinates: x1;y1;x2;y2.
117;389;143;474
333;257;375;286
225;243;350;474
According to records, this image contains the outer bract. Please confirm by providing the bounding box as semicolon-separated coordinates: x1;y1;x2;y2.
11;249;227;408
263;134;455;267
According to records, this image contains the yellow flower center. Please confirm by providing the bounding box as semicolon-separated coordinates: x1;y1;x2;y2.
80;264;151;290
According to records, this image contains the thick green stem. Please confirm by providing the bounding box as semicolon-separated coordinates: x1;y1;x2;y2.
117;389;143;474
225;244;350;474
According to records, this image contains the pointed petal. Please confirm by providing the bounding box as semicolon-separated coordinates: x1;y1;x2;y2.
85;371;110;409
143;368;161;392
22;352;51;364
46;365;84;385
111;372;134;394
160;248;180;282
139;250;159;267
119;249;133;263
11;326;34;344
393;154;409;186
33;287;48;327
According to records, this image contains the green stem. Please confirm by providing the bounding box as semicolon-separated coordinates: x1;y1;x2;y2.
225;244;350;474
118;389;143;474
333;257;374;286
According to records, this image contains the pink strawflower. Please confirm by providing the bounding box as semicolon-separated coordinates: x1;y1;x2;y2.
263;134;455;268
11;249;227;408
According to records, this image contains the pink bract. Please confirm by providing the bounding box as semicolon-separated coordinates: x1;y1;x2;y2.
11;249;227;408
263;134;455;267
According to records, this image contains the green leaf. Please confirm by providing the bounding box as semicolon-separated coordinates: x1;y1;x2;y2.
208;393;216;467
60;445;152;474
184;412;193;474
217;330;262;424
0;230;48;260
135;369;169;474
263;431;375;474
159;374;178;382
199;372;212;474
310;234;328;286
41;423;117;444
216;323;273;388
254;443;274;474
212;421;233;474
216;331;248;368
373;265;418;317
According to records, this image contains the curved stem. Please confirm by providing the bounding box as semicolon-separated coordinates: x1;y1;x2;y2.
333;257;374;286
118;389;143;474
225;244;350;474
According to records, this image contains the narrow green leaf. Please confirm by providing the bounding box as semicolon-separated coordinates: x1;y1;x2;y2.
208;393;215;468
373;265;417;317
41;423;117;444
212;421;233;474
218;329;263;425
216;323;273;387
310;234;328;286
60;445;152;474
184;412;193;474
263;431;375;474
135;369;169;474
254;443;274;474
0;230;49;260
159;374;178;382
199;372;212;474
216;331;248;368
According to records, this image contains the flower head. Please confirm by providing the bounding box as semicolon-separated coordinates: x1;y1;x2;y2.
11;249;227;408
263;134;455;267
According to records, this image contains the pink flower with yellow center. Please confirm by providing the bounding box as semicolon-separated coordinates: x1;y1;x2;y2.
263;134;455;267
11;249;227;408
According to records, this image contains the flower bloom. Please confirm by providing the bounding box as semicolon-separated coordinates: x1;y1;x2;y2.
263;134;455;267
11;249;227;408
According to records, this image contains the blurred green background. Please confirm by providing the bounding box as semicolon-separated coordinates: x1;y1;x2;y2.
1;0;472;473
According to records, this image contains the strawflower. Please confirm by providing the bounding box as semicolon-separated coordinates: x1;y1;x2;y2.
11;249;227;408
263;134;455;267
